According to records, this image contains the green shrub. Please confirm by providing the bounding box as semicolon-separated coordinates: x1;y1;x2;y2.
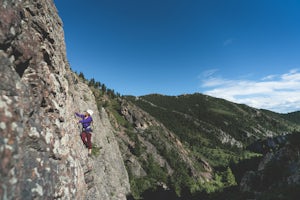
92;144;101;157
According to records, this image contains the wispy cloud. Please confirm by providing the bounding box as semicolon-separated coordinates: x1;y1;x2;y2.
223;38;234;46
199;69;233;87
200;69;300;113
201;69;219;78
262;74;277;80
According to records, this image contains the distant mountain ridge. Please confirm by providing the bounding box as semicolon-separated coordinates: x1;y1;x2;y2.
116;93;300;199
280;111;300;124
124;93;299;166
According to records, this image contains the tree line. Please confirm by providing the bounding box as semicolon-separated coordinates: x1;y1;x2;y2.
76;71;121;99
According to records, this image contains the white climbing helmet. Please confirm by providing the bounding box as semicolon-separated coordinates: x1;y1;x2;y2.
86;109;93;116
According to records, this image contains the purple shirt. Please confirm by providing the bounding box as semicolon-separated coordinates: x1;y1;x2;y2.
75;113;93;132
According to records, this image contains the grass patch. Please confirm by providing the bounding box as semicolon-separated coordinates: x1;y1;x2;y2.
209;108;236;116
92;144;102;157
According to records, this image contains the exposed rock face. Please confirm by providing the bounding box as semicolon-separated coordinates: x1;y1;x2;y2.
240;133;300;198
0;0;129;199
118;99;213;181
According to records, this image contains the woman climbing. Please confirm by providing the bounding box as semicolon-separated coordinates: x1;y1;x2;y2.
75;109;93;156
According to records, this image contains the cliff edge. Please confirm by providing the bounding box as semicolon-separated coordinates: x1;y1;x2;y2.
0;0;130;199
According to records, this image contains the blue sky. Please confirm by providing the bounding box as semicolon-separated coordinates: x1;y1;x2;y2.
54;0;300;113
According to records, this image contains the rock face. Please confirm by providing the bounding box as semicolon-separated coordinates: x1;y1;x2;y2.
0;0;130;199
118;99;213;181
240;133;300;198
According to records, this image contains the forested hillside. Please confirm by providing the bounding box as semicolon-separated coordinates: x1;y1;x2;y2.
81;77;300;199
125;94;299;167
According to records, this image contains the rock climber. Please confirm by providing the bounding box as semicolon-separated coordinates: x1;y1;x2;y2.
75;109;93;156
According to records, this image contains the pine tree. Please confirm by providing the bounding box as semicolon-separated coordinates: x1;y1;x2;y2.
101;84;107;93
95;81;101;88
224;167;237;187
78;72;85;80
88;78;95;87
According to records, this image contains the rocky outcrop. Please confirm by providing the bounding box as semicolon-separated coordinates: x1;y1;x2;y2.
246;135;288;154
118;99;213;181
240;133;300;198
0;0;129;199
120;99;161;131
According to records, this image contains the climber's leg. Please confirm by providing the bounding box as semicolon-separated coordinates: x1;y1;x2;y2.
81;132;88;147
86;133;92;149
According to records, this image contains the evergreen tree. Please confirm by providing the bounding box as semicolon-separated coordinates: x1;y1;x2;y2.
95;81;101;88
88;78;95;87
101;84;107;93
224;167;237;187
78;72;85;80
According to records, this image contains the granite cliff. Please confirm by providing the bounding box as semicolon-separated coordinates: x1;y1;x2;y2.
0;0;129;199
